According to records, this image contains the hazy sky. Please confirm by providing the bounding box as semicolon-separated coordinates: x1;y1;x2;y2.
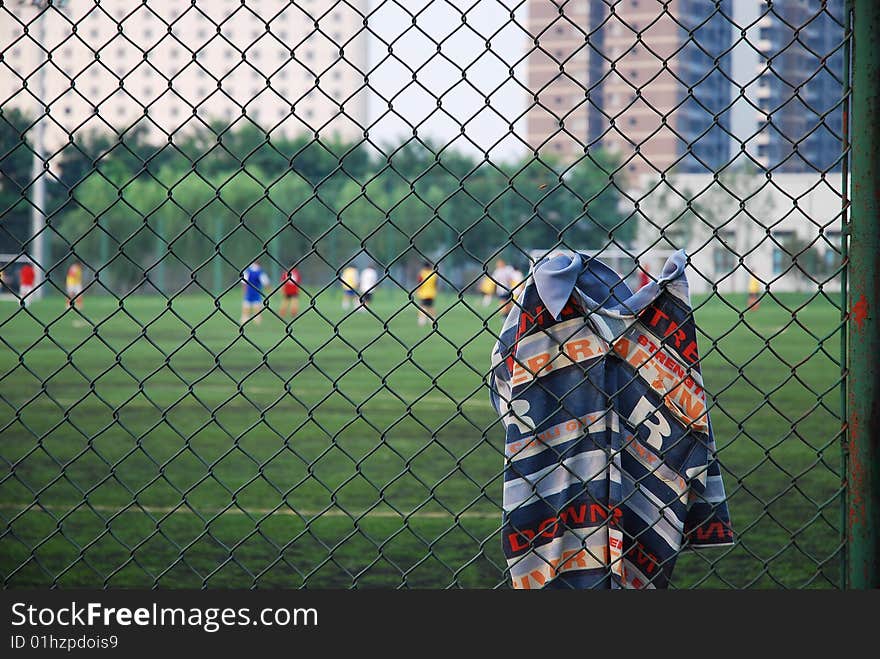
364;0;762;163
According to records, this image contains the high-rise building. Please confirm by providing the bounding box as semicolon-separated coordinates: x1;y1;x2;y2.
525;0;732;178
1;0;369;157
524;0;605;160
752;0;845;172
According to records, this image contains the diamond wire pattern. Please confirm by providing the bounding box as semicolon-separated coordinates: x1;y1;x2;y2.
0;0;849;588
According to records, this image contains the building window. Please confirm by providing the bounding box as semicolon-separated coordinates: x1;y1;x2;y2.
713;246;736;275
772;247;785;275
772;233;793;275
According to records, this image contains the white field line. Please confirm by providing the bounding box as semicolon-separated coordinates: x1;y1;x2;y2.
0;502;497;520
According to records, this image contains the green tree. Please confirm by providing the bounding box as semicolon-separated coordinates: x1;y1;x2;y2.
0;108;34;253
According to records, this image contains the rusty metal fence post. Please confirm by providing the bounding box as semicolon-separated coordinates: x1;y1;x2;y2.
848;0;880;590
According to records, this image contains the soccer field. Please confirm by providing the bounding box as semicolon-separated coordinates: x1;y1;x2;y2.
0;288;845;588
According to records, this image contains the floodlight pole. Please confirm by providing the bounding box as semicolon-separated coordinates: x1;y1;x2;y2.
27;0;50;301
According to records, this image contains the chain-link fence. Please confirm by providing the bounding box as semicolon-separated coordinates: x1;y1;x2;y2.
0;0;863;588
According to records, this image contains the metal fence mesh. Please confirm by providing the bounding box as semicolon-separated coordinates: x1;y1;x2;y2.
0;0;849;588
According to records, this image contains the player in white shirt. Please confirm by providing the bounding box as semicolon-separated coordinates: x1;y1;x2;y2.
358;265;379;310
491;258;517;316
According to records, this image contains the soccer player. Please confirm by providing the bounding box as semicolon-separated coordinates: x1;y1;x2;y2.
478;273;496;307
241;260;269;324
510;265;525;304
279;264;301;318
358;263;378;310
491;258;516;316
66;261;83;309
748;274;762;311
340;264;359;309
17;260;35;307
415;260;438;327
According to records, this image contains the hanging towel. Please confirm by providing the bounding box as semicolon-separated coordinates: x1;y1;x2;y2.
489;249;734;589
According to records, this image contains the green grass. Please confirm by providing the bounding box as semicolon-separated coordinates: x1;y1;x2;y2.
0;287;846;588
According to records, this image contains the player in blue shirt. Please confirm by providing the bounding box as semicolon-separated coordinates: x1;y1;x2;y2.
241;260;270;325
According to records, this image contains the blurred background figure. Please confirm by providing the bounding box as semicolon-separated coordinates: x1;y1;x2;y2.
240;260;269;325
491;258;516;316
748;274;762;311
65;261;83;309
358;263;378;311
415;260;437;327
279;264;301;319
17;259;35;307
478;272;496;306
341;264;359;309
510;264;525;303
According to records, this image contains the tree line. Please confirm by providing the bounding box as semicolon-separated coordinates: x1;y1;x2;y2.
1;109;634;294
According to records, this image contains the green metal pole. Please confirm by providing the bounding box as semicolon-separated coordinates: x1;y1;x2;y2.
848;0;880;589
213;220;223;298
100;224;109;292
155;228;165;294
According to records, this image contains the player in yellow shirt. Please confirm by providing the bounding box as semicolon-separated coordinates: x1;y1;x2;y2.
415;260;438;326
65;262;83;309
340;265;359;309
478;273;496;307
747;274;762;311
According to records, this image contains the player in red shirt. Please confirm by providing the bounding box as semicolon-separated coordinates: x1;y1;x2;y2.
17;261;36;307
279;266;301;318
